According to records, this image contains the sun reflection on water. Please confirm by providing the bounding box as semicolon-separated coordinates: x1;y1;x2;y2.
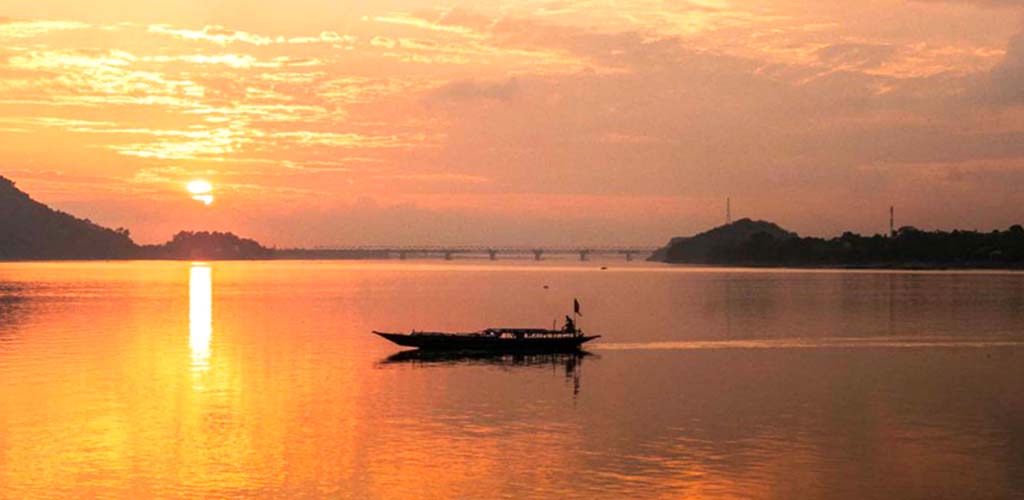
188;264;212;375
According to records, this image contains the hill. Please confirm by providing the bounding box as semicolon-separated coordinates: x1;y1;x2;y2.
1;174;273;261
140;231;273;260
651;217;1024;268
651;218;796;263
0;175;138;259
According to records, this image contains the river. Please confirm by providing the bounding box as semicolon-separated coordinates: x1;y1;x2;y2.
1;261;1022;499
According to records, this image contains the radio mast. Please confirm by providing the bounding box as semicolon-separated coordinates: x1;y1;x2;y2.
889;206;895;237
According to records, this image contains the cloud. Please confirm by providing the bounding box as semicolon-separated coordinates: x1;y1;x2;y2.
0;19;89;39
429;77;520;102
382;172;491;184
370;36;397;48
286;31;356;46
986;30;1024;103
147;24;273;46
371;12;487;38
914;0;1024;7
815;43;898;70
272;131;427;149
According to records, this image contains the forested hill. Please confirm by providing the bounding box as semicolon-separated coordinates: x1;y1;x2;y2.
0;175;137;259
140;231;273;260
652;218;1024;268
649;218;796;262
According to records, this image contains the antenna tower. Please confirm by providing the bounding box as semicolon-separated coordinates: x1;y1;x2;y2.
889;206;895;237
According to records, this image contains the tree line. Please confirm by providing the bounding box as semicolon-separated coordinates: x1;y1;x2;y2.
668;225;1024;268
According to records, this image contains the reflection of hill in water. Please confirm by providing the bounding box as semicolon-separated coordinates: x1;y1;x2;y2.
0;283;29;344
379;350;595;395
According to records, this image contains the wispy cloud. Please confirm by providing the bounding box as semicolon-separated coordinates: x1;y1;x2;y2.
429;78;520;102
147;24;274;46
0;19;89;39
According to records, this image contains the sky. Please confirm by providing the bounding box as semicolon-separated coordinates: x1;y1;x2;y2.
2;0;1024;246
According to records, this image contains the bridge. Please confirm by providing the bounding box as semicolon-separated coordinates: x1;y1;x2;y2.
310;245;660;261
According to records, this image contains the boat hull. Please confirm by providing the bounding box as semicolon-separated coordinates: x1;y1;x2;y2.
374;332;599;352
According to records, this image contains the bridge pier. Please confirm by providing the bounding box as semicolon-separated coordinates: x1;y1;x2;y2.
532;249;544;261
444;251;453;260
624;251;634;262
398;250;407;260
579;250;590;261
487;249;498;260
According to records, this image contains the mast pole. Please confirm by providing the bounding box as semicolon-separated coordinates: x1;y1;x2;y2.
573;298;581;335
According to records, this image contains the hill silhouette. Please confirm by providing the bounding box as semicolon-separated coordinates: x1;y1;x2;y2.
0;175;137;259
650;218;796;262
653;218;1024;268
1;174;271;260
140;231;272;260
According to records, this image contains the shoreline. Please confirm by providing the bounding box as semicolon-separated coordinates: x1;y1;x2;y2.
658;260;1024;271
6;256;1024;270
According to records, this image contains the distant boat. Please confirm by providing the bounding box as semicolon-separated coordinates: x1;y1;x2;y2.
374;299;598;352
373;328;600;352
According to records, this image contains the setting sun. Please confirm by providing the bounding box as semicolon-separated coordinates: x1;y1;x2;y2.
186;180;212;195
186;180;214;205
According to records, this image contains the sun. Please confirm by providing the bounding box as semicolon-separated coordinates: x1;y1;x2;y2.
187;180;212;195
186;180;214;205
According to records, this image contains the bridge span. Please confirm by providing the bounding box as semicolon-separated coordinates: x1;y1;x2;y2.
312;245;659;261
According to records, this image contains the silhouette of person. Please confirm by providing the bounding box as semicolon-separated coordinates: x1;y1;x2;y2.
563;315;576;333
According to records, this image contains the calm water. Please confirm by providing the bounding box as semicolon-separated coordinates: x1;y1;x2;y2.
1;261;1023;499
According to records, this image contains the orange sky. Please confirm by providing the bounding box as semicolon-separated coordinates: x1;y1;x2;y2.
2;1;1024;245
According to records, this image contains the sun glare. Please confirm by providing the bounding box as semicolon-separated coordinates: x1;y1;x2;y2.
189;264;212;375
187;180;212;194
186;180;215;205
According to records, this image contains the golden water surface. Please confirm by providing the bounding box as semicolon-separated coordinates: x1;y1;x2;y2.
1;261;1022;499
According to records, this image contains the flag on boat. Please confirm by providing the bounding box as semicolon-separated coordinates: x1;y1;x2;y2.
574;298;582;316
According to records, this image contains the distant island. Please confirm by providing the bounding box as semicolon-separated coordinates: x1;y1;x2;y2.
650;218;1024;269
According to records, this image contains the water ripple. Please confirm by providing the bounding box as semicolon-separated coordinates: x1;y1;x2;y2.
595;336;1024;351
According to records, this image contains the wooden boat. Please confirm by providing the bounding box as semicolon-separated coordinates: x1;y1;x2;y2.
375;299;598;352
373;328;600;352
